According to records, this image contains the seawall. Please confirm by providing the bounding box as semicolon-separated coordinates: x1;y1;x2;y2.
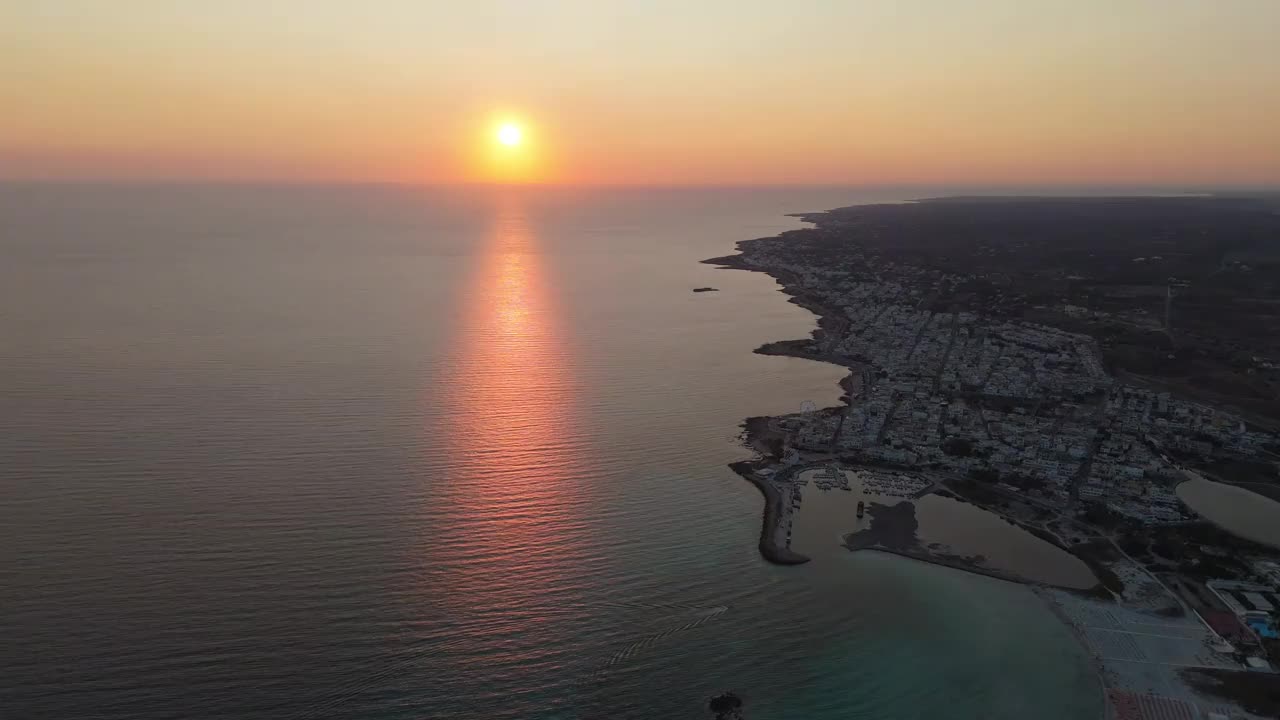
729;461;811;565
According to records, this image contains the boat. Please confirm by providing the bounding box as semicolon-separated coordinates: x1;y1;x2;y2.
856;500;865;518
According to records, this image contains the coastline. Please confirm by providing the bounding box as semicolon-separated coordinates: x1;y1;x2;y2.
707;236;855;568
705;220;1105;591
706;226;1125;713
708;234;1120;596
702;201;1280;720
706;238;861;569
704;248;852;374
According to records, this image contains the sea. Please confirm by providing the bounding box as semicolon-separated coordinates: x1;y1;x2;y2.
2;184;1102;720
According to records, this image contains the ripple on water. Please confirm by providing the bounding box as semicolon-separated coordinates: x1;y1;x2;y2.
3;185;1101;720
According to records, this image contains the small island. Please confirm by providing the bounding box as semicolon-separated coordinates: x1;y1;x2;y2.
708;691;744;719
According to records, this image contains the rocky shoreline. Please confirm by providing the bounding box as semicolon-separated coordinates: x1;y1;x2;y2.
705;233;855;568
703;248;850;367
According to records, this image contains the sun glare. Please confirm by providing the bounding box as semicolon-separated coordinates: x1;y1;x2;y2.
473;114;545;183
497;123;522;146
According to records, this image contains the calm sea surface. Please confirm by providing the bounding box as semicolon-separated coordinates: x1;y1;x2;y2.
2;184;1101;719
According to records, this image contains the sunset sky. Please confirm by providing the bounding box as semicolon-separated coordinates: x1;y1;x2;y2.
4;1;1279;186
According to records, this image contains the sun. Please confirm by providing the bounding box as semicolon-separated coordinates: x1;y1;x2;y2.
497;123;522;147
473;114;545;182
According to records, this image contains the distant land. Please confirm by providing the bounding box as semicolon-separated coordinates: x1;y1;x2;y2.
708;196;1280;720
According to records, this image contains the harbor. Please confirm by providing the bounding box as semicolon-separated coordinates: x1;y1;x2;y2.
737;455;1099;588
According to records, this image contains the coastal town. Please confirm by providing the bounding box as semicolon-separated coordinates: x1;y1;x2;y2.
711;197;1280;720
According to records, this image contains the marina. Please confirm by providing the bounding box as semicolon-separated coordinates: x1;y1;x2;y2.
757;461;1097;588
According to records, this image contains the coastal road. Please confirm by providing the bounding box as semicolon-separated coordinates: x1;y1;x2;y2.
931;311;960;392
1066;393;1109;507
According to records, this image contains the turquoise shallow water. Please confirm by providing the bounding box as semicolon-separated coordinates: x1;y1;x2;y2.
2;184;1101;719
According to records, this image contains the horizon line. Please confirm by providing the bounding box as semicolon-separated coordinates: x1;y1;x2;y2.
4;178;1279;192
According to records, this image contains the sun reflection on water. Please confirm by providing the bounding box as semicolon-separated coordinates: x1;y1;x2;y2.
421;193;596;669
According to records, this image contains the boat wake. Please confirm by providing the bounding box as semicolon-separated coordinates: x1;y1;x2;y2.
590;603;729;683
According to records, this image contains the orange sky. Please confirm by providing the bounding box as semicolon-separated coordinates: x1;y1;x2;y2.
3;1;1279;186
